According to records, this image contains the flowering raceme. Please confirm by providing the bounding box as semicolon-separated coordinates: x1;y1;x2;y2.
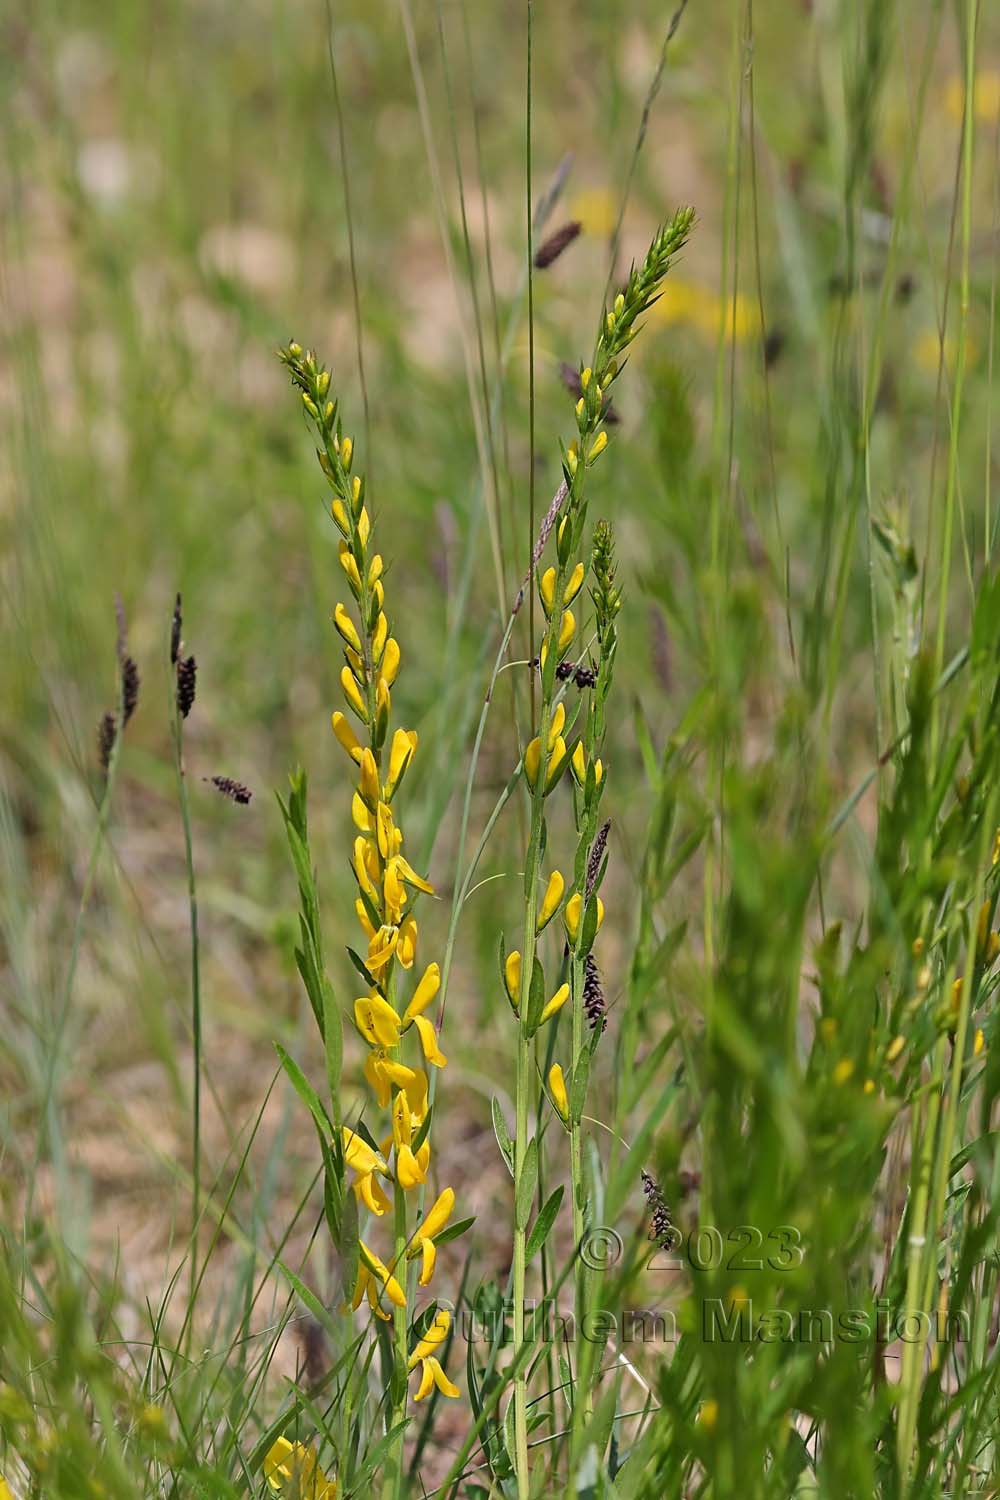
280;342;460;1448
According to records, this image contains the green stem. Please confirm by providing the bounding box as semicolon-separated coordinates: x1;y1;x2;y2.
171;702;201;1337
384;1176;410;1500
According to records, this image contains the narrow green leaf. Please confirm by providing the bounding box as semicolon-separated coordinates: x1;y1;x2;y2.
492;1097;514;1176
526;1185;564;1261
515;1137;538;1232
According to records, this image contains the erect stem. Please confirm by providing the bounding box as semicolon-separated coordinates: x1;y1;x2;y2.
383;1164;410;1500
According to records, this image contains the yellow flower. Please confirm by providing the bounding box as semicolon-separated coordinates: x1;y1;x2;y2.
382;638;401;686
411;1015;447;1068
570;741;603;789
353;1243;406;1318
536;870;565;931
331;710;363;764
832;1058;854;1086
354;994;402;1049
697;1398;719;1432
564;892;604;945
385;727;418;797
397;915;418;969
358;748;380;810
539;566;557;617
504;950;521;1009
587;433;608;465
333;603;362;654
974;1028;985;1057
571;186;617;238
264;1437;337;1498
945;70;1000;124
524;735;570;793
407;1186;456;1285
540;982;570;1024
392;1089;427;1189
408;1309;460;1400
367;924;399;973
563;562;585;605
340;666;368;723
549;1064;569;1122
391;853;435;896
402;962;440;1024
343;1128;391;1216
364;1049;418;1109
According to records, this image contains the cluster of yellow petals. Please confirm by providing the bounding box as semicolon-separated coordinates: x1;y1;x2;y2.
265;1437;337;1498
328;439;459;1399
408;1309;460;1401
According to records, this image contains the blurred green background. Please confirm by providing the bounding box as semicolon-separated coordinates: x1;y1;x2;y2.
2;0;998;1296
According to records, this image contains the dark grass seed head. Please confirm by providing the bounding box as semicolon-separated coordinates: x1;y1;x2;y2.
208;776;252;805
534;220;581;270
97;712;117;772
177;655;197;718
170;593;183;666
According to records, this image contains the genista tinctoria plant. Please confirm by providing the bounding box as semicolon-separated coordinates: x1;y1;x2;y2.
275;343;460;1500
499;207;694;1498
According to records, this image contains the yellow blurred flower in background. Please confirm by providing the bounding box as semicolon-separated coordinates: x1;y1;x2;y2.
945;70;1000;124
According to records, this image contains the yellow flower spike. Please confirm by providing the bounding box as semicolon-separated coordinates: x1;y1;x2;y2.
358;748;380;810
540;982;570;1024
412;1014;447;1067
539;566;557;617
372;611;388;664
557;609;576;653
368;553;383;585
549;1064;569;1122
340;666;368;723
338;541;361;592
408;1308;451;1367
367;924;400;973
331;498;350;535
382;638;401;686
331;710;364;765
354;994;403;1049
587;431;608;464
504;950;522;1009
264;1437;337;1498
537;870;565;931
333;603;362;654
385;727;418;796
403;962;441;1024
397;914;418;969
563;562;585;605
